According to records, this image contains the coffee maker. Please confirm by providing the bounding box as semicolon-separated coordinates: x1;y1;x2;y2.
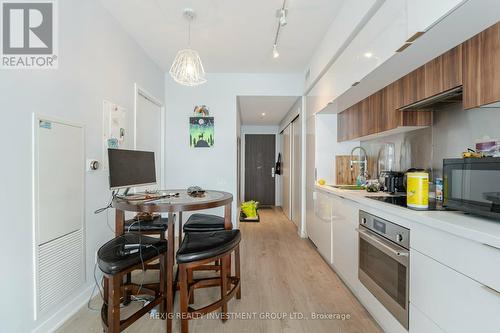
379;171;405;194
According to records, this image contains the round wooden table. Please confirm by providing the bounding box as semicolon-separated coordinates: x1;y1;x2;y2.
112;189;233;333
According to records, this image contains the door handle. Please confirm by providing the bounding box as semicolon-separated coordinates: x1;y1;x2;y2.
356;228;409;263
483;243;500;251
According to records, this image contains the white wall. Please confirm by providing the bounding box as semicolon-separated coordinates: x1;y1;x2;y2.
0;1;164;332
240;125;281;206
316;114;360;184
164;73;302;225
279;98;301;132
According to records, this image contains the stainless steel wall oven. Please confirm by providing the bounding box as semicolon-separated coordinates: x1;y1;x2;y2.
358;210;410;329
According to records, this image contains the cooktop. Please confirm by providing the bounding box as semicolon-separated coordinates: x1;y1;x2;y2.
367;195;450;211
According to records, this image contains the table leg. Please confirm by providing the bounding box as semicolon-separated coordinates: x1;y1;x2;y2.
174;212;183;297
114;209;131;305
224;203;232;287
115;209;125;236
166;212;174;333
178;212;183;250
224;203;232;230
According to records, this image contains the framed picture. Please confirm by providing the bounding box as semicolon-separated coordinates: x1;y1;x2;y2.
189;116;214;148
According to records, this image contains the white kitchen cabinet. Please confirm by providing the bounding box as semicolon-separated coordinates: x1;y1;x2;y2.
304;0;376;90
331;195;359;290
411;222;500;294
406;0;465;41
310;190;333;263
310;0;408;115
409;304;445;333
410;249;500;333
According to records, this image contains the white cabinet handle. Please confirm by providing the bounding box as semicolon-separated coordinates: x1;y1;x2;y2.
482;284;500;297
483;243;500;251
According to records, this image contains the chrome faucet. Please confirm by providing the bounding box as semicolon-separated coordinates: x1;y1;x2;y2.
350;146;369;182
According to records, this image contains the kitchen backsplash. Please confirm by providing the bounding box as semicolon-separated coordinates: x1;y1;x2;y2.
360;102;500;180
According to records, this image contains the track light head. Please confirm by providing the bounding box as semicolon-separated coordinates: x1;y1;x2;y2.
272;44;280;58
276;8;288;27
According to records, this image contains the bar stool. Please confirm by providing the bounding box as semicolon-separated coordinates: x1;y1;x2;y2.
182;213;225;233
176;230;242;333
97;233;168;333
182;213;227;302
124;215;170;238
123;216;171;303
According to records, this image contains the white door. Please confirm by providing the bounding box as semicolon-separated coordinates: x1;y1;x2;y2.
34;116;85;317
135;91;163;190
291;116;301;227
282;125;291;220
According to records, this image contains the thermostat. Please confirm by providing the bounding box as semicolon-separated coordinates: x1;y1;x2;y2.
86;159;100;171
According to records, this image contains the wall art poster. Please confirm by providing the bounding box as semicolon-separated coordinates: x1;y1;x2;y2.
189;116;214;148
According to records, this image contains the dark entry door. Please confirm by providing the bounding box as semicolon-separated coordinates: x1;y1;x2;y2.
245;134;276;205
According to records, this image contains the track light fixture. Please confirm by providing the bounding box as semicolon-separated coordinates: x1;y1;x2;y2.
272;0;287;59
277;8;288;27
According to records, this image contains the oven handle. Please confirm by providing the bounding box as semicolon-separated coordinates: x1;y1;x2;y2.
357;228;409;265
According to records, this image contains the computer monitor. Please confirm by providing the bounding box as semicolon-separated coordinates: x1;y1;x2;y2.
108;149;156;190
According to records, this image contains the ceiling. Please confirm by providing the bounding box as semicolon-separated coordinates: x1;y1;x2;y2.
100;0;344;73
238;96;299;125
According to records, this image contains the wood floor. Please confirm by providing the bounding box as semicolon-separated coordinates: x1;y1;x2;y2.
57;207;382;333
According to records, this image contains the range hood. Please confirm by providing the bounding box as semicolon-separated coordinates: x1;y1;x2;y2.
399;86;463;111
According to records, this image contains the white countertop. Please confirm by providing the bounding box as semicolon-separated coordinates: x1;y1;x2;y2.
316;184;500;249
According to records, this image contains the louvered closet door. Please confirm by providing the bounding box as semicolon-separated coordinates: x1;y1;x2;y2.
34;116;85;318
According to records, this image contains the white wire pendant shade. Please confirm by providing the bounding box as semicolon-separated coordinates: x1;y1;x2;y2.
169;8;207;87
169;48;207;86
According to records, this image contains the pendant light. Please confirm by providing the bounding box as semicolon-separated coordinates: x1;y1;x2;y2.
169;8;207;86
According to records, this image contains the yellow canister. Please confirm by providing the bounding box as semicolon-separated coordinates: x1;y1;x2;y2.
407;172;429;210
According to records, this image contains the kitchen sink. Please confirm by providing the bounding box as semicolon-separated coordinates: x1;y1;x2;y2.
330;185;365;190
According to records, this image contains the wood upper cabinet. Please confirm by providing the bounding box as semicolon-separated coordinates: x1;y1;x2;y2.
368;91;383;135
337;105;357;142
463;22;500;109
442;45;463;92
400;66;426;107
337;85;432;142
424;45;463;98
399;45;463;108
337;108;347;142
336;22;499;142
382;81;402;131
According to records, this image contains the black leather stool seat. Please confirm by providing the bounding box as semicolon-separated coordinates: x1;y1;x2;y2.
98;233;167;275
124;216;169;232
176;230;241;264
183;213;225;232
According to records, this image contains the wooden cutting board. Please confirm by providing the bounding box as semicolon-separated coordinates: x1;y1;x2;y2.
336;155;358;185
335;155;375;185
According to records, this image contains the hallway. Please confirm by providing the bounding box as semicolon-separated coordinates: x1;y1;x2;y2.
58;208;381;333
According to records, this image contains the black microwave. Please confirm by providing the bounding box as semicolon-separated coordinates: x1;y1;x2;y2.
443;157;500;220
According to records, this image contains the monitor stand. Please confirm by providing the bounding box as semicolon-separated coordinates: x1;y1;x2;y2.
122;187;132;196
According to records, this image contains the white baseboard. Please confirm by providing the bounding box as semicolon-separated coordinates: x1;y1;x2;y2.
32;284;94;333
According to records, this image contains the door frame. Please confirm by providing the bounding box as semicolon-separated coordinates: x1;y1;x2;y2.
133;83;165;189
240;126;280;206
243;134;276;205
